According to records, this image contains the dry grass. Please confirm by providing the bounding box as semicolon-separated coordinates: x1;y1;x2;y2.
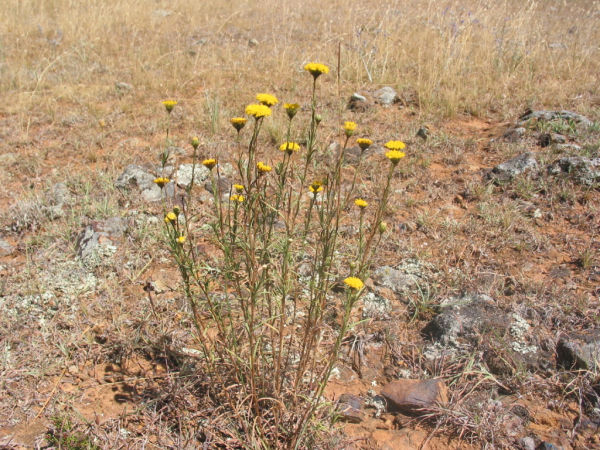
1;0;599;126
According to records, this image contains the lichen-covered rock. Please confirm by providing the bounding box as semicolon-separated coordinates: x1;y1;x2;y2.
547;156;600;186
115;164;173;202
174;163;210;189
76;217;128;268
517;109;593;128
487;153;539;183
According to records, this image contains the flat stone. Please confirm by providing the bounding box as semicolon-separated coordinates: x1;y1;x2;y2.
556;330;600;370
381;379;448;415
336;394;364;423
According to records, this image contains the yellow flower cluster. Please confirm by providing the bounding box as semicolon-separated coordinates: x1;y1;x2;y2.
344;121;357;137
230;117;247;131
357;138;372;150
284;103;300;120
385;150;405;164
309;180;324;194
304;62;329;78
165;211;177;223
384;140;406;150
230;194;245;203
280;141;301;154
154;177;170;188
343;277;364;290
203;158;217;170
256;93;278;107
162;100;177;113
245;104;272;118
233;184;244;192
177;235;186;244
354;198;368;208
257;162;272;173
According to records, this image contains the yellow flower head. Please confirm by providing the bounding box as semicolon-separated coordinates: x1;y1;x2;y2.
309;180;324;194
162;100;177;113
304;62;329;79
284;103;300;120
230;194;245;203
165;211;177;223
202;158;217;170
385;150;406;165
256;93;279;107
230;117;247;131
256;162;272;173
357;138;373;151
279;141;301;155
344;276;364;290
154;177;170;188
191;136;200;149
343;121;357;137
233;184;244;192
245;104;272;119
177;235;186;244
384;140;406;150
354;198;368;209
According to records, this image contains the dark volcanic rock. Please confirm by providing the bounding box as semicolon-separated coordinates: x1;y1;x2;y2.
557;330;600;370
336;394;364;423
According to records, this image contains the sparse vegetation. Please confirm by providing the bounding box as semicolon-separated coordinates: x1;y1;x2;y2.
1;0;599;448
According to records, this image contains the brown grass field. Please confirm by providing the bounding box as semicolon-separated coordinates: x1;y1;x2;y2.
1;0;599;448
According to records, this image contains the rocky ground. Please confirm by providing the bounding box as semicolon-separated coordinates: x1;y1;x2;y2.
0;85;599;448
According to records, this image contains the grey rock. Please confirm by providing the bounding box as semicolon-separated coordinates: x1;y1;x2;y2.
557;330;600;370
518;109;593;128
487;152;539;182
521;437;536;450
348;92;372;112
547;156;600;186
0;238;14;256
76;217;128;268
536;443;563;450
153;9;173;17
174;164;210;189
373;86;398;106
554;143;582;152
336;394;364;423
115;164;166;202
361;292;391;320
115;81;133;92
503;127;526;142
423;294;508;347
372;265;417;297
